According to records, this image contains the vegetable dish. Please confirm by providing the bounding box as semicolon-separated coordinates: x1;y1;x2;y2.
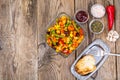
46;15;84;56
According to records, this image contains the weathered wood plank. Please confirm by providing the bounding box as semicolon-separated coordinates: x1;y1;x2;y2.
0;1;38;80
0;0;119;80
75;1;103;80
75;0;90;56
9;0;38;80
37;0;75;80
0;0;11;37
75;0;96;80
92;0;117;80
115;0;120;80
0;0;15;80
75;0;117;80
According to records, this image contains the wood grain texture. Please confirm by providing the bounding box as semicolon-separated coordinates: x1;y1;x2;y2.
75;0;90;79
0;0;15;80
75;0;90;56
13;0;38;80
76;0;117;80
1;0;38;80
115;0;120;80
37;0;75;80
0;0;119;80
88;0;117;80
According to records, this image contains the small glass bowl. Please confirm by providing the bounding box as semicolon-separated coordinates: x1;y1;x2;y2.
91;4;106;18
74;9;89;24
89;19;104;34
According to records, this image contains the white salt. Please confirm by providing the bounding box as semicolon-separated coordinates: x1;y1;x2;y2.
91;4;105;18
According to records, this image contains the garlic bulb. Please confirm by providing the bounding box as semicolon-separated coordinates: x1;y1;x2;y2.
106;30;119;42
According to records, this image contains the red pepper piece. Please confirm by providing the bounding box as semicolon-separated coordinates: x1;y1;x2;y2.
106;5;115;31
58;38;64;44
62;49;70;54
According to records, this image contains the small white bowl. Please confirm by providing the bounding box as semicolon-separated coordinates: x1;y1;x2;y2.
89;19;104;34
91;4;106;18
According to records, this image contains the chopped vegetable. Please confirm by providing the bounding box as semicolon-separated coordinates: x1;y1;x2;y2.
46;15;84;56
68;25;74;31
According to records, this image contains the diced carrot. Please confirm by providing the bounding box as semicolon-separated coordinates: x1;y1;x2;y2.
72;43;78;48
68;25;74;31
47;38;51;43
69;50;72;54
59;21;64;27
52;37;57;42
73;31;77;36
60;28;64;34
73;38;77;43
62;19;66;24
79;28;83;35
77;35;84;43
47;38;52;46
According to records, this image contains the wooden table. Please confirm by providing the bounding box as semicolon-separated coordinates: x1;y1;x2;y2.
0;0;120;80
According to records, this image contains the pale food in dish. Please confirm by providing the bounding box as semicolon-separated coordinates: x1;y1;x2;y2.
75;55;96;75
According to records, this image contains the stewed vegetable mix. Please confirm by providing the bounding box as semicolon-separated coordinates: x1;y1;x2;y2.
46;15;84;55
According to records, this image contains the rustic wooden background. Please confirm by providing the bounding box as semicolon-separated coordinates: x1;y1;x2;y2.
0;0;120;80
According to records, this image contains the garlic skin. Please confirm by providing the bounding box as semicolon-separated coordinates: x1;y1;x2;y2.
106;30;119;42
